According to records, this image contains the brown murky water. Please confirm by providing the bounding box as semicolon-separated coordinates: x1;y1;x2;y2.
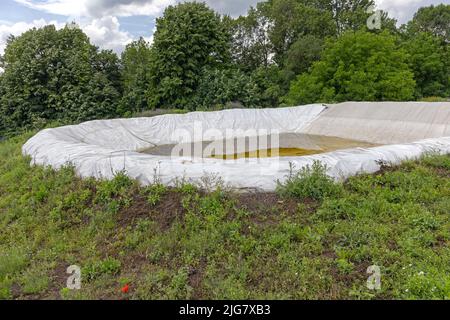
141;133;378;159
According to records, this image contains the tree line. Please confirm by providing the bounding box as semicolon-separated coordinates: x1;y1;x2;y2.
0;1;449;136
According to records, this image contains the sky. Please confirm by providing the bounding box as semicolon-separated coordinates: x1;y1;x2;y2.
0;0;449;56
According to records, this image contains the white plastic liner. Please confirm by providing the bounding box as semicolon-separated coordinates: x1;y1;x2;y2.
307;102;450;144
22;102;450;191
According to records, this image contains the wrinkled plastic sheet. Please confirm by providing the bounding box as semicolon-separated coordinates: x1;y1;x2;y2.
22;102;450;191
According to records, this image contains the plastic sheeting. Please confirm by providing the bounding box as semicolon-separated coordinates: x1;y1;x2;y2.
22;102;450;191
307;102;450;144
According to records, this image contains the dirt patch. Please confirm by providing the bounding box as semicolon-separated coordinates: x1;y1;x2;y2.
233;192;318;228
117;191;185;231
322;250;338;260
10;283;22;299
118;189;320;232
188;257;208;299
117;193;152;227
50;262;69;299
235;192;300;215
151;192;186;231
330;261;371;287
432;167;450;178
433;235;449;249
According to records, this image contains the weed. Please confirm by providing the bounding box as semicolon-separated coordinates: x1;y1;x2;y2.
144;184;167;206
277;161;344;201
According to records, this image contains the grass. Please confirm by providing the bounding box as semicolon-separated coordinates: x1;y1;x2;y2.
0;133;449;300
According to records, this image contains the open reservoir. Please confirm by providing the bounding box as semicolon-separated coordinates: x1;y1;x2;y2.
140;133;378;159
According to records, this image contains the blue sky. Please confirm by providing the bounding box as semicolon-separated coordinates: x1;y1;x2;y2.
1;0;448;55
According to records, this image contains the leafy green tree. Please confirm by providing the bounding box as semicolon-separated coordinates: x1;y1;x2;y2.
259;0;397;66
0;25;121;134
285;30;416;104
230;6;272;72
95;49;123;94
148;2;231;109
119;38;153;114
403;32;449;99
406;4;450;43
320;0;375;35
284;35;324;76
260;0;336;65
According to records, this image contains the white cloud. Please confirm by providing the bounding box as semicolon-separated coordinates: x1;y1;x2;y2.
15;0;449;24
83;16;133;52
14;0;261;18
86;0;174;17
375;0;448;24
14;0;89;17
14;0;174;18
202;0;260;16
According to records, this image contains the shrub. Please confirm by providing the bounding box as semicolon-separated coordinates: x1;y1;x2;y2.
145;183;167;207
187;68;260;110
277;161;343;201
95;171;134;205
284;30;416;105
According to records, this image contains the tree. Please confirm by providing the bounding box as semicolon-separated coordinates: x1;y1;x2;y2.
407;4;450;43
260;0;336;65
284;34;324;76
119;38;153;114
230;7;272;72
320;0;375;35
258;0;397;66
285;30;416;105
0;25;121;134
251;65;291;107
95;49;123;95
148;2;231;109
403;32;449;99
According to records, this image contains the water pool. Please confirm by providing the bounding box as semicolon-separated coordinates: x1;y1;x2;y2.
141;133;378;159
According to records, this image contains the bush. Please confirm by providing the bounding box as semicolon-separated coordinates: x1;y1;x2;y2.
284;30;416;105
277;161;343;201
251;65;290;108
187;68;260;110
